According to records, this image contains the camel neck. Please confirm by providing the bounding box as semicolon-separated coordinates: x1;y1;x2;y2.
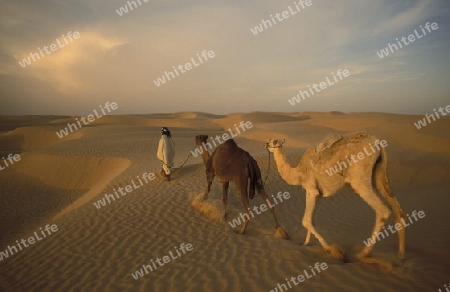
200;145;210;167
272;148;300;185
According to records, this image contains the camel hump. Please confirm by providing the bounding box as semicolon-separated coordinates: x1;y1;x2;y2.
346;131;372;143
315;134;342;153
224;139;237;147
315;132;372;154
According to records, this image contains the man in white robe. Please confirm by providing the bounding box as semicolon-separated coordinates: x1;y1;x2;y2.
157;127;175;181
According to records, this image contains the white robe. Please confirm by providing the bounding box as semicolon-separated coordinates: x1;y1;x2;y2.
157;135;175;173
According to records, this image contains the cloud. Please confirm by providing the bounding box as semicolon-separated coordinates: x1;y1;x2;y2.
373;0;433;36
0;0;448;114
7;31;127;94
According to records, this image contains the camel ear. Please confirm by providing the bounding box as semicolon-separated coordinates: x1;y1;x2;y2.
281;139;285;144
275;139;285;145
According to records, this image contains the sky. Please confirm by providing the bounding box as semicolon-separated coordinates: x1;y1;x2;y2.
0;0;449;115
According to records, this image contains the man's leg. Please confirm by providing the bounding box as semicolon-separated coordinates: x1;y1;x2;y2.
162;164;171;181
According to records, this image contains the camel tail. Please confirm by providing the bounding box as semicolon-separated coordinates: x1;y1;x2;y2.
248;158;262;200
373;146;406;259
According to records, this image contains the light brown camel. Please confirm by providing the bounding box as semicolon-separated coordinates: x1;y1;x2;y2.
265;132;406;260
195;135;289;239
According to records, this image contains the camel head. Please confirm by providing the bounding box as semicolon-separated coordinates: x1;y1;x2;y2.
195;135;208;146
265;139;285;152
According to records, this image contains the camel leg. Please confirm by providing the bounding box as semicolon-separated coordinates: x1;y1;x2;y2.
353;183;391;259
222;182;229;219
302;191;327;247
374;147;406;260
203;180;213;201
238;185;252;235
303;230;313;246
302;191;344;259
375;177;406;260
302;194;313;246
203;172;214;201
258;188;289;239
382;195;405;259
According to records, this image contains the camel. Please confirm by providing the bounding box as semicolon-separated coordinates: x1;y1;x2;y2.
195;135;289;239
265;132;406;260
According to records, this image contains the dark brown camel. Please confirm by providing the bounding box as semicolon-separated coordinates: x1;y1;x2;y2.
195;135;289;238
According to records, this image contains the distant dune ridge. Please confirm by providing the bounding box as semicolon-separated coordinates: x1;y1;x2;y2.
0;111;449;291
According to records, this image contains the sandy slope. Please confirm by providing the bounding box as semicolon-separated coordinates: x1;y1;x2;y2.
0;112;449;292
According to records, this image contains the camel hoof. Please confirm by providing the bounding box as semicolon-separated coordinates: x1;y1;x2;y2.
356;252;368;262
326;244;346;261
275;227;290;239
356;255;384;265
355;247;372;261
233;230;245;235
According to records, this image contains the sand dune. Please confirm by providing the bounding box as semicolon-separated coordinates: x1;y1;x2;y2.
51;113;225;130
0;126;83;151
10;153;129;191
0;112;449;292
150;112;226;120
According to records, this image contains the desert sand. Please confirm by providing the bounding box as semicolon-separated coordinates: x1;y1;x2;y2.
0;112;449;291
